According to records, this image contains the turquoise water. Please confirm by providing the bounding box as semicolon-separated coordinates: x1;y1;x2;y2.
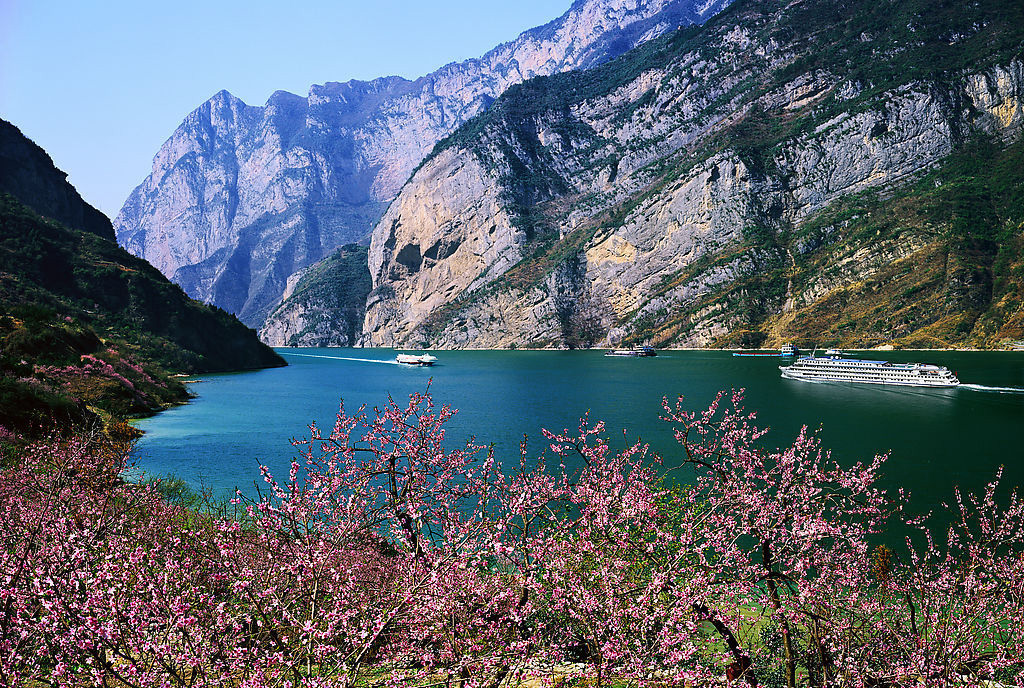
131;349;1024;517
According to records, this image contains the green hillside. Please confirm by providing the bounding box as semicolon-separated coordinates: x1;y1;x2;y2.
262;244;371;346
0;193;285;436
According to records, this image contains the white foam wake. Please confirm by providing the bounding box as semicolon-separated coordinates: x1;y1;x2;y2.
959;383;1024;394
278;352;400;365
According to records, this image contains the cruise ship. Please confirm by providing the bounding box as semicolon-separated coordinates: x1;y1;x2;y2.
780;355;960;387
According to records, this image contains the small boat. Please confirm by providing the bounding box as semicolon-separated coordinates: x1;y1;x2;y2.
733;343;800;357
605;346;657;357
396;353;437;366
824;348;843;356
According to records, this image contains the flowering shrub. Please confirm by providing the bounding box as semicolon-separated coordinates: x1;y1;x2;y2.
32;350;178;418
1;390;1022;687
1;311;189;436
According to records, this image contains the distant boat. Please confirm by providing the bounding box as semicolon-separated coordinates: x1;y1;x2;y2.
733;344;799;358
824;348;842;356
605;345;657;357
396;353;437;366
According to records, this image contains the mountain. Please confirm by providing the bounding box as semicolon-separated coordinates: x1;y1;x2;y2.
114;0;733;329
260;244;371;347
0;120;284;436
361;0;1024;350
1;120;115;242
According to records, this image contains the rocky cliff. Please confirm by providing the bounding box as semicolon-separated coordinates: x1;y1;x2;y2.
362;0;1024;350
115;0;733;329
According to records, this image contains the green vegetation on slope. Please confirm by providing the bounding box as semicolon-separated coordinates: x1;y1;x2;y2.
0;194;284;436
0;305;187;436
265;244;371;346
289;244;371;307
0;194;284;373
767;136;1024;349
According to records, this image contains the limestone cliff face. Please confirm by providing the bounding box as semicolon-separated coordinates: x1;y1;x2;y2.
362;0;1024;349
363;148;522;346
115;0;733;328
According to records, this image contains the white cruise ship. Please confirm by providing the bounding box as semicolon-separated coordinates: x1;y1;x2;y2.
780;355;960;388
605;345;657;357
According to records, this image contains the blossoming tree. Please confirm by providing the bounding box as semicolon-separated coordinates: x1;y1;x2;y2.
2;389;1022;687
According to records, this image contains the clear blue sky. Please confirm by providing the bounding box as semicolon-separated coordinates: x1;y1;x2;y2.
0;0;571;218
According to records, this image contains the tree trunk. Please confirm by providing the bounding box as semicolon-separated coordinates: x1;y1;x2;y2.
763;543;796;688
693;603;758;687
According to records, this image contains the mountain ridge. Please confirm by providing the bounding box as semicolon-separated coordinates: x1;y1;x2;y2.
0;119;116;242
115;0;734;329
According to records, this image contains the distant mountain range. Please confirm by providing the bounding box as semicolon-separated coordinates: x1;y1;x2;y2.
0;119;283;435
114;0;733;329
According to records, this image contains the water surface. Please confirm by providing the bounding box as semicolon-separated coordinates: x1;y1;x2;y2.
132;349;1024;518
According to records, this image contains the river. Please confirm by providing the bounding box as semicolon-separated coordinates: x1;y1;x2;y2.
131;348;1024;519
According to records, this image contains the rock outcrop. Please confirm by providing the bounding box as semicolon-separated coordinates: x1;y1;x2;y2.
115;0;733;329
362;0;1024;349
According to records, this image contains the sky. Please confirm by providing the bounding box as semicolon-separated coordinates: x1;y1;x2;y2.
0;0;571;219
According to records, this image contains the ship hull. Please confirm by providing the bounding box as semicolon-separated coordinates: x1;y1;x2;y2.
780;369;960;388
396;354;437;366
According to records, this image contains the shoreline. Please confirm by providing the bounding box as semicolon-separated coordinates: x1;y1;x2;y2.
274;345;1024;353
